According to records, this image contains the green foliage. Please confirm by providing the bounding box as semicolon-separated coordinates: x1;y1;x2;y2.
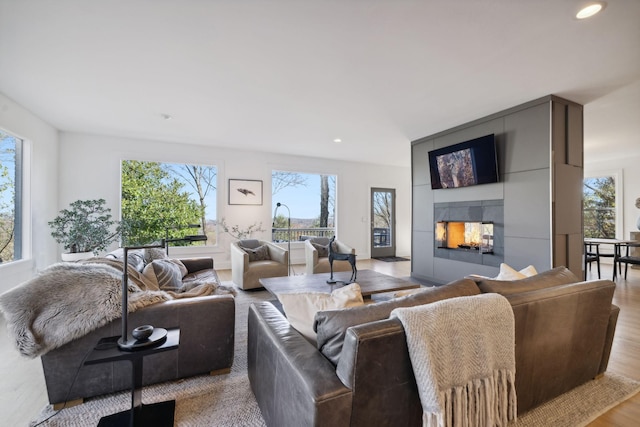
584;177;616;238
48;199;121;254
121;160;203;245
0;134;16;262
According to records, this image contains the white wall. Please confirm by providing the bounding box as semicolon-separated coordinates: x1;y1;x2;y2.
58;132;411;269
0;92;59;293
585;154;640;240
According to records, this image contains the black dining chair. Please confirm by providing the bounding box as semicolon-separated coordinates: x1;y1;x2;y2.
617;243;640;280
584;241;601;280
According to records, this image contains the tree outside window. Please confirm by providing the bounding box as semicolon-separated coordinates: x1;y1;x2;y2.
271;170;336;242
583;176;616;238
121;160;217;246
0;130;21;264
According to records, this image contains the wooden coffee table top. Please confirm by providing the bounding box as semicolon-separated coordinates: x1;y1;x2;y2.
259;269;420;300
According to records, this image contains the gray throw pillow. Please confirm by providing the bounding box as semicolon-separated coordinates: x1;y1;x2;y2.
314;278;481;365
142;259;188;291
475;266;579;295
312;242;329;257
241;244;271;262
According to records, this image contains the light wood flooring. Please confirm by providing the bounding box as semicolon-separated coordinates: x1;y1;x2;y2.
1;259;638;426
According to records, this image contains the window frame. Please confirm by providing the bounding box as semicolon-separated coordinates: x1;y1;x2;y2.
583;169;623;240
0;128;29;267
119;156;221;253
270;167;338;244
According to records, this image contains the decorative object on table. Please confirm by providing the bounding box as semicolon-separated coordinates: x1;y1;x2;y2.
326;236;357;284
49;198;123;260
228;179;263;205
273;202;291;275
219;217;265;240
132;325;154;341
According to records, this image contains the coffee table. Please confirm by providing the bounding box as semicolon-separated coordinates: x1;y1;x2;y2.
259;269;420;300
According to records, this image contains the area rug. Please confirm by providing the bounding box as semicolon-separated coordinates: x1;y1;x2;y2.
31;286;640;427
373;256;410;262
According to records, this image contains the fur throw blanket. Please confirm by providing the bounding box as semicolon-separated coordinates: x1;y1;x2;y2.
391;293;517;427
0;261;234;358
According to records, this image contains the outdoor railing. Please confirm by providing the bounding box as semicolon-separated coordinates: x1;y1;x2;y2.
272;227;335;242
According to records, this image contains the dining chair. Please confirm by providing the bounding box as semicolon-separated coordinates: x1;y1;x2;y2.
584;241;601;280
617;243;640;280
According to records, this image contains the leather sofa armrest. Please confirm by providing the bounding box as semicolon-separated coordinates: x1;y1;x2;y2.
179;257;214;273
266;242;288;265
305;239;319;274
599;303;620;375
248;302;351;427
336;318;422;427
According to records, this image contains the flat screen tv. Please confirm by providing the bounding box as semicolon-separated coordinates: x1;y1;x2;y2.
428;134;499;190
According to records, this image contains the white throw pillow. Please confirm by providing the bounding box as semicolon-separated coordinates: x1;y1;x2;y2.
279;283;364;341
494;263;538;280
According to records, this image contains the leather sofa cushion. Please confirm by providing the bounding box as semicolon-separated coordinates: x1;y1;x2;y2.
475;266;579;295
314;278;480;365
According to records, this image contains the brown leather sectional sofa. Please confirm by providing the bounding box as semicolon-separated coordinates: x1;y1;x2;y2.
40;257;235;405
248;267;618;427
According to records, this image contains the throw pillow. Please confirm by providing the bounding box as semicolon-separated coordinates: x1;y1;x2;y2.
279;283;364;342
315;278;481;365
240;244;271;262
143;247;167;264
311;242;329;257
142;259;188;291
476;266;579;295
495;263;527;280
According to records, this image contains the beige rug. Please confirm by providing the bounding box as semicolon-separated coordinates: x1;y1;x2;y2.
31;288;640;426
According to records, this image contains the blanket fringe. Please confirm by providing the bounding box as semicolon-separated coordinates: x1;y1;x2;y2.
422;369;517;427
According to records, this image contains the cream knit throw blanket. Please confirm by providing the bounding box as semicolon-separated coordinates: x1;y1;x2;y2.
391;293;517;427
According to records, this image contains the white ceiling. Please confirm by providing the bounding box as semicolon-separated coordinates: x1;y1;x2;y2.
1;0;639;167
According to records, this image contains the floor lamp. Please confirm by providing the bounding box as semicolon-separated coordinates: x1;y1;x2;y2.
273;202;291;275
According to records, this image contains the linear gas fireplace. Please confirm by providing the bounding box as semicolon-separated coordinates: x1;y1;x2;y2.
435;221;494;253
434;200;504;267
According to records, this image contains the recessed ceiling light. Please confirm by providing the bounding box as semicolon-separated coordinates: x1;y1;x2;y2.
161;113;172;120
333;138;342;143
576;2;606;19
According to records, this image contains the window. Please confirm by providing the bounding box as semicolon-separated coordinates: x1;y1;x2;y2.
271;170;336;242
0;130;23;264
583;174;619;239
121;160;217;247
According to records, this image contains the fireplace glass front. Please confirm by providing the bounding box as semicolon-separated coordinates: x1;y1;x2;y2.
435;221;494;254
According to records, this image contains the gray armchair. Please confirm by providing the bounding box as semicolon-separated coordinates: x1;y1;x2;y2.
231;239;288;290
305;237;355;275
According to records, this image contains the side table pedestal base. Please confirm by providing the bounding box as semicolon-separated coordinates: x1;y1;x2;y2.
97;400;175;427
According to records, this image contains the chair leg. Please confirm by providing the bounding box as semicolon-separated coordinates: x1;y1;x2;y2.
625;263;629;280
596;258;601;279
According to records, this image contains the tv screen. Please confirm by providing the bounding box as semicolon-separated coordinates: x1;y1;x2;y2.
428;134;499;190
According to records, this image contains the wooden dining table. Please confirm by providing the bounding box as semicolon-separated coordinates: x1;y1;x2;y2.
584;238;638;280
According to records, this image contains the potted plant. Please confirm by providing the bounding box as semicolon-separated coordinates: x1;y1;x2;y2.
49;199;122;261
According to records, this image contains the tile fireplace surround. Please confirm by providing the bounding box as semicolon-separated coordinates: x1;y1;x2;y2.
434;200;504;267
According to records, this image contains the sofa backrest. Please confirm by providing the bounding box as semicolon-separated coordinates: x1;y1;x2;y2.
334;279;616;423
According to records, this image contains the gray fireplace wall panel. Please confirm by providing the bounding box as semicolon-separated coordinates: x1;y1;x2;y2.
411;95;584;284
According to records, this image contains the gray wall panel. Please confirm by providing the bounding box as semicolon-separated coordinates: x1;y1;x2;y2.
412;184;433;232
412;140;432;186
503;103;550;173
504;237;552;272
412;230;434;278
504;169;551;239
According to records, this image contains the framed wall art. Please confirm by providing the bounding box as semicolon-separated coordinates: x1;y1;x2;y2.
228;179;263;205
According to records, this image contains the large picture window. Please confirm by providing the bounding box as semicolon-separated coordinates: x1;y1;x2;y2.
583;174;619;239
121;160;217;247
0;130;23;264
271;170;336;242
